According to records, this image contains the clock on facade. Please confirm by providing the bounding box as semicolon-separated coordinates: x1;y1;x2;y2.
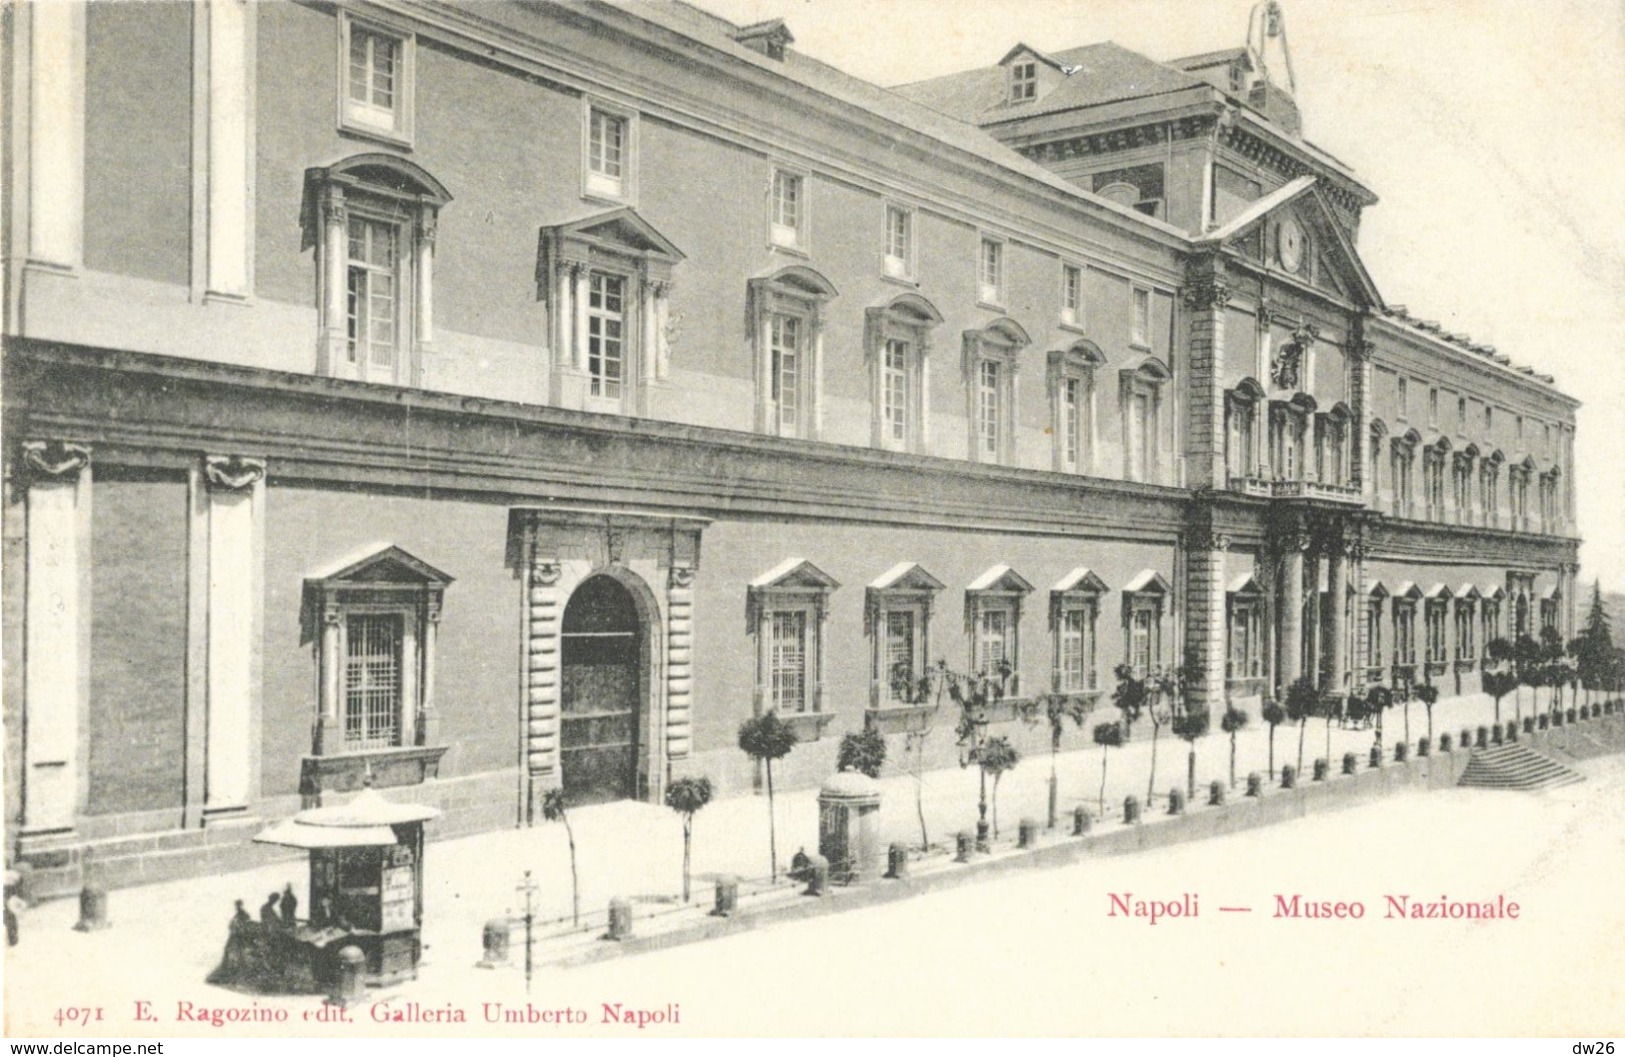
1276;217;1305;274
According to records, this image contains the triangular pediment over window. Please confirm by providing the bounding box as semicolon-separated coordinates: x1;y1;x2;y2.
1053;567;1108;595
968;564;1035;595
537;206;685;286
1227;574;1264;598
306;544;455;589
750;557;840;593
1123;569;1172;595
1391;581;1424;600
1424;582;1453;600
1368;581;1390;599
1456;584;1482;601
869;562;945;594
1480;584;1506;601
1196;177;1382;309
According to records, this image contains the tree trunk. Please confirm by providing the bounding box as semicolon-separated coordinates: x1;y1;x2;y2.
1048;752;1059;830
1426;707;1434;742
1229;733;1237;788
1146;725;1160;804
681;818;692;903
991;775;1001;837
915;773;929;852
563;815;580;927
1403;702;1411;745
1268;726;1276;779
1186;748;1196;800
1296;718;1307;775
1099;746;1109;818
766;759;779;882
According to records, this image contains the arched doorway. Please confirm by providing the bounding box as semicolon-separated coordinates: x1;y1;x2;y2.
560;575;644;804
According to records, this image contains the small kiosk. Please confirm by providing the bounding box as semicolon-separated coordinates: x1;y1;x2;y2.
213;789;438;993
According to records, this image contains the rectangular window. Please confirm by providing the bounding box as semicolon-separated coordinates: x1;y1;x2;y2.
1062;377;1082;471
1457;396;1467;434
1516;415;1524;445
1485;405;1494;431
1426;604;1447;663
1397;377;1409;420
1130;607;1155;675
1456;605;1475;661
1131;287;1151;347
884;205;913;278
341;19;413;141
882;338;911;445
1428;387;1439;428
1227;601;1262;681
886;610;916;702
978;238;1003;305
978;359;1002;459
587;271;626;399
586;105;632;199
1482;601;1499;645
769;610;808;713
346;217;399;370
770;313;801;434
770;169;804;249
1128;390;1155;483
977;608;1009;674
1061;264;1082;327
1395;605;1416;665
1010;60;1037;102
1366;601;1384;670
345;613;403;751
1059;604;1097;692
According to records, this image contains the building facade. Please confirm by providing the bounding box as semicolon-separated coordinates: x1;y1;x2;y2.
2;0;1580;894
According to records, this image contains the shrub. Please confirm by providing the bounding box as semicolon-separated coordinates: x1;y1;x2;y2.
836;728;887;778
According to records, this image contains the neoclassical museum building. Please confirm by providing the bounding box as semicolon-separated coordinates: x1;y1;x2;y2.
3;0;1580;893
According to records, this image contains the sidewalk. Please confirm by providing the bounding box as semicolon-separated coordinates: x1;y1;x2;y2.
2;687;1556;1010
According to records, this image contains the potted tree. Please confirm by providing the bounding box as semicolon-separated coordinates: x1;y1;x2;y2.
664;776;713;903
978;736;1021;839
1220;706;1249;789
737;711;799;882
1260;698;1286;779
1092;721;1124;819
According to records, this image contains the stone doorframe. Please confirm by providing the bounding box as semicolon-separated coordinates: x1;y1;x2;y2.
509;506;708;822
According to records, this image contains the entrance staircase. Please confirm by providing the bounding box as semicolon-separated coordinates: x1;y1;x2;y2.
1457;743;1584;791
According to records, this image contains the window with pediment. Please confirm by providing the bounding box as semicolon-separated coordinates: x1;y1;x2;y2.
1050;342;1104;475
1050;568;1107;695
963;319;1030;465
866;293;943;454
1226;575;1265;683
748;266;836;440
966;566;1034;695
1225;379;1266;482
866;562;945;709
747;560;839;732
537;207;684;416
1121;570;1170;677
1120;357;1170;483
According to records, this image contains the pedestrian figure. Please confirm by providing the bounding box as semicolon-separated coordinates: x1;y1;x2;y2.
259;892;281;928
280;883;299;928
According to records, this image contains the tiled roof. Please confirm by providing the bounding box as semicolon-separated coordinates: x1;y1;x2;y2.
893;42;1207;125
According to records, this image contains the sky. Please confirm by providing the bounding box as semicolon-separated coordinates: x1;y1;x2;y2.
687;0;1625;591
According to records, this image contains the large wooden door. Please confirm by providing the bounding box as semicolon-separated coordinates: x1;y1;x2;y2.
560;576;642;804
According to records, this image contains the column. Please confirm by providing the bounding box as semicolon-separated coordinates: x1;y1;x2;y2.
572;266;590;372
666;565;695;761
201;455;265;818
1327;544;1348;694
1183;532;1229;714
1305;552;1322;689
27;0;85;270
1279;537;1306;693
319;190;348;375
1180;258;1229;489
20;441;91;839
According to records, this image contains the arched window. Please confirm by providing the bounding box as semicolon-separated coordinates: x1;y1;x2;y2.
866;293;943;454
1315;402;1352;487
1453;445;1478;526
303;154;452;386
1269;393;1316;483
1049;341;1106;475
1225;378;1266;482
963;318;1031;465
1119;355;1170;483
1423;436;1451;521
1368;419;1388;507
748;266;837;440
1389;430;1420;519
1481;450;1504;528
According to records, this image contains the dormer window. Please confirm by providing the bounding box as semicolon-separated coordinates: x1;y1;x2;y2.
1010;60;1038;102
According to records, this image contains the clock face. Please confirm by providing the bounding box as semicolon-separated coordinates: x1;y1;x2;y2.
1277;218;1305;274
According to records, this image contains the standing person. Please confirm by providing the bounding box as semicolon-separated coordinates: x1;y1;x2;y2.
280;883;299;928
259;892;281;928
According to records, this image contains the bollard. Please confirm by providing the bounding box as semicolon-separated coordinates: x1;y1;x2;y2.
1524;717;1535;734
605;898;633;941
1567;708;1578;724
1342;752;1358;775
1167;788;1185;816
1606;702;1614;716
1418;736;1430;758
1122;795;1141;824
1553;710;1564;728
1312;758;1328;782
476;918;510;968
10;863;35;909
1439;733;1452;753
1246;771;1263;797
73;885;110;932
1209;780;1225;807
329;946;366;1008
1072;805;1091;836
803;854;829;897
1394;741;1408;763
955;830;974;864
1017;818;1039;849
885;843;909;881
1506;722;1518;743
1461;727;1473;746
1369;745;1383;769
1491;724;1503;745
1538;714;1549;730
1476;726;1489;748
1280;764;1297;789
711;875;739;917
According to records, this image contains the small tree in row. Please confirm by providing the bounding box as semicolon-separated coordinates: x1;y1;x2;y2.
1261;699;1286;779
1092;721;1124;818
664;776;713;903
540;787;580;926
738;711;798;882
979;735;1021;838
1221;706;1249;789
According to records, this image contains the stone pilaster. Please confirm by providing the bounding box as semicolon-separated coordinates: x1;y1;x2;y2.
1277;530;1309;696
1349;317;1376;496
1182;530;1230;713
524;556;564;821
666;565;695;761
1181;257;1230;490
